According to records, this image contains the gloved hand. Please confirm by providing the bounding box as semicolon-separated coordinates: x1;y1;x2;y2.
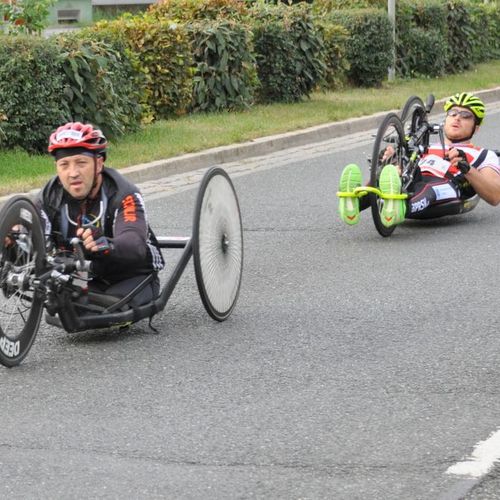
455;149;471;175
77;224;112;254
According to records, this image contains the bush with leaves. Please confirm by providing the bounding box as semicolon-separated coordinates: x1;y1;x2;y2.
445;1;473;73
485;3;500;60
399;27;446;78
251;2;325;103
328;9;392;87
56;30;143;139
150;0;248;21
95;13;193;120
151;0;255;112
0;0;55;35
0;35;69;152
396;0;448;78
316;22;349;90
189;19;256;112
468;3;490;64
312;0;385;12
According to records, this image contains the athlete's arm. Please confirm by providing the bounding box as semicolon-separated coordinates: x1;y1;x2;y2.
110;192;149;261
448;148;500;205
463;167;500;205
79;192;149;260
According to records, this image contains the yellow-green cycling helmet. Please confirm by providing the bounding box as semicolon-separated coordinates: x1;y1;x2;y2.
444;92;485;125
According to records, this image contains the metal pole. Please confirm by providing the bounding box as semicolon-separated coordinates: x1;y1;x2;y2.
388;0;396;81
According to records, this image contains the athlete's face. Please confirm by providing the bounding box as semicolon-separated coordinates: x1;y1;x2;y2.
444;106;477;143
56;154;103;200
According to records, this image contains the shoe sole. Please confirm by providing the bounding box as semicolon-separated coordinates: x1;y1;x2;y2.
339;164;362;225
379;165;404;227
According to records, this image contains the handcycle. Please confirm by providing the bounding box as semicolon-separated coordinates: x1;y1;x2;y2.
339;94;484;237
0;166;243;367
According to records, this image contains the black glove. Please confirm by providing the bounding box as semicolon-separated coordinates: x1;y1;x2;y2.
455;149;471;175
81;222;112;254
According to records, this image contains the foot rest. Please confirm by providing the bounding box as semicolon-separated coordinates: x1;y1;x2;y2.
337;186;408;200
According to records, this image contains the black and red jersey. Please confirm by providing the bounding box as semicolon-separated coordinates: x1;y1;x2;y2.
36;167;165;284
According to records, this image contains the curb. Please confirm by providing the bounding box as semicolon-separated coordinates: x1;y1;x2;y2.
3;86;500;205
113;86;500;185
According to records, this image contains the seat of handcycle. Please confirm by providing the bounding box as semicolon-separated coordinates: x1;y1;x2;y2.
79;272;157;313
44;291;129;325
43;272;164;332
85;291;131;311
406;193;480;220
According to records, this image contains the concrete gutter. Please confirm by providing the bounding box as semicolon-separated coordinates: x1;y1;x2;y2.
3;86;500;205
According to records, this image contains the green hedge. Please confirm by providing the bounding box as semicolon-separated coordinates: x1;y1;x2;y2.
445;1;474;73
251;2;325;103
328;9;393;87
395;0;500;77
403;27;446;78
56;29;143;139
316;22;350;90
3;0;500;155
313;0;385;9
0;35;69;153
482;3;500;60
396;1;448;78
94;13;194;120
149;0;248;21
189;19;256;112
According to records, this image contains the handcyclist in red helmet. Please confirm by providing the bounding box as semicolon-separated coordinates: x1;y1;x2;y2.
36;122;164;308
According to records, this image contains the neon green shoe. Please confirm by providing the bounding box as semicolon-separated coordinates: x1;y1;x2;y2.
338;163;362;225
379;164;406;228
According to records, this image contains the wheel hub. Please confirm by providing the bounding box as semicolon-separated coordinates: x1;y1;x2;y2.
221;232;229;254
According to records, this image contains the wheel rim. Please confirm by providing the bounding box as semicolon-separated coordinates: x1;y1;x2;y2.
0;247;37;338
195;170;243;319
370;114;405;237
0;198;45;366
400;96;425;136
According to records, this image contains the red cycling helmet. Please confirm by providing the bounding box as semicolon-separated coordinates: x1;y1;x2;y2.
48;122;107;158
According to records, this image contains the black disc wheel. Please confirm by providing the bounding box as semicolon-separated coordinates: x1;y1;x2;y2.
0;196;46;367
193;167;243;321
370;113;406;237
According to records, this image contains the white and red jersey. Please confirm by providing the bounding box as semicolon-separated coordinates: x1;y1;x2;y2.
418;142;500;179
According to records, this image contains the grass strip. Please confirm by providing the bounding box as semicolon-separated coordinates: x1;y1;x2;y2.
1;60;500;195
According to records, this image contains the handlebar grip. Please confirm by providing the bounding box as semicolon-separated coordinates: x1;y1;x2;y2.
425;94;435;113
70;237;87;270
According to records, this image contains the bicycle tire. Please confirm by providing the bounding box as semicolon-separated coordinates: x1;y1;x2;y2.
192;167;243;321
370;113;406;237
400;95;426;137
400;95;424;122
0;196;46;367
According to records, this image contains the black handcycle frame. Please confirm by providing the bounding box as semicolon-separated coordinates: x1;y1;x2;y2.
0;166;244;367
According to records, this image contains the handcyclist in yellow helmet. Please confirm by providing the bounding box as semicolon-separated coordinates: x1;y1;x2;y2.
338;92;500;226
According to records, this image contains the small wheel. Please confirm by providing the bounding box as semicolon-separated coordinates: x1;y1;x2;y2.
400;96;424;126
400;96;428;143
0;196;46;367
370;113;405;237
192;167;243;321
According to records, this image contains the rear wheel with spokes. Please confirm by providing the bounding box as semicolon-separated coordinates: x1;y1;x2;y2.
0;196;46;367
193;167;243;321
370;113;406;237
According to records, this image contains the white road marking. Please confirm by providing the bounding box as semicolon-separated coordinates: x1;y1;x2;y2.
446;428;500;478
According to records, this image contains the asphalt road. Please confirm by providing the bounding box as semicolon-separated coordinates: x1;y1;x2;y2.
2;107;500;499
